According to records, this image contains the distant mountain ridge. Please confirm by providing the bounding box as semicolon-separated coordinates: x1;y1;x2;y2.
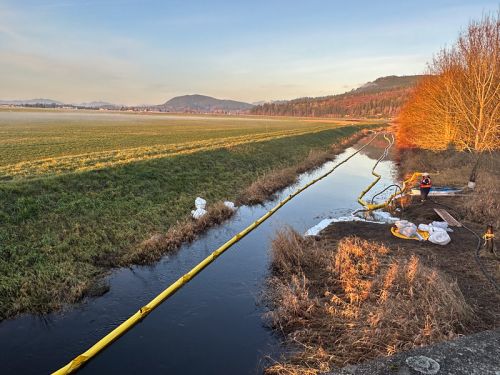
353;75;423;94
76;101;117;108
250;75;424;118
0;98;120;109
1;76;422;116
0;94;253;113
0;98;64;106
156;94;253;113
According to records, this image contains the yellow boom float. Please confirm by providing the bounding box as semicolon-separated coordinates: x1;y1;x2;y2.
356;132;423;211
52;131;382;374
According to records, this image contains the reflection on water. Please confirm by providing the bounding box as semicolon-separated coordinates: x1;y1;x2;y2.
0;141;396;375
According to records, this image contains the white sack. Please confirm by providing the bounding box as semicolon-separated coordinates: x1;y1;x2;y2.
195;197;207;210
191;208;207;219
395;220;417;238
418;223;430;232
431;221;448;230
400;224;417;238
431;221;453;232
428;230;451;246
395;220;410;229
224;201;236;210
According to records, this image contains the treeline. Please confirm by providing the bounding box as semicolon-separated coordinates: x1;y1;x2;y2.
251;88;413;118
250;75;423;118
397;13;499;152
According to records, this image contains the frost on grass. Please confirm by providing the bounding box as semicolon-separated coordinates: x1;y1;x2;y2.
264;229;473;375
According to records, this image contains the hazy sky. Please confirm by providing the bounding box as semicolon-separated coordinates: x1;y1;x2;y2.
0;0;497;105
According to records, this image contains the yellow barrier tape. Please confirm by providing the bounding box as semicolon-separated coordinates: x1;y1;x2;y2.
52;131;381;375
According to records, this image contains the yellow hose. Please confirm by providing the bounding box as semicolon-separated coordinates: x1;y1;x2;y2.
357;133;393;210
52;131;382;374
356;133;423;211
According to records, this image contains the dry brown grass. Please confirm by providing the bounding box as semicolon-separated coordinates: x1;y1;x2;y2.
242;168;298;205
398;149;500;228
264;229;473;375
239;130;374;205
122;202;235;265
461;173;500;229
295;149;333;174
397;148;499;185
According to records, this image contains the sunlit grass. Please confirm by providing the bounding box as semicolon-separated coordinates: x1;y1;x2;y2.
0;110;369;180
0;113;376;319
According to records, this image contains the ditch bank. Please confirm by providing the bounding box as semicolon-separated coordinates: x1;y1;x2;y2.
2;128;392;374
0;125;377;321
126;128;376;266
319;198;500;327
264;151;499;374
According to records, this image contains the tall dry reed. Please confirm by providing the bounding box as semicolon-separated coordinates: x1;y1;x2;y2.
265;229;473;374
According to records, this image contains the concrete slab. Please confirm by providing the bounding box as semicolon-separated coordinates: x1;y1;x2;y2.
325;329;500;375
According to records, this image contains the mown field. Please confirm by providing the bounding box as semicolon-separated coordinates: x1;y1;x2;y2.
0;109;377;319
0;110;362;180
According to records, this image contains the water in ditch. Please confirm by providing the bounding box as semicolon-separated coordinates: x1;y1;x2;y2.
0;139;397;374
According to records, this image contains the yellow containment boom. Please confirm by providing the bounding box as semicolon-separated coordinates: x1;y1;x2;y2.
357;133;395;211
391;226;430;241
356;132;422;211
52;131;381;375
364;171;423;211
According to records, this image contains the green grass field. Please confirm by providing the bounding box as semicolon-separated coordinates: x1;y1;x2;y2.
0;109;376;319
0;110;361;180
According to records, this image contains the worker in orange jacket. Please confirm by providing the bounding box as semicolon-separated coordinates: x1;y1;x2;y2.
420;172;432;202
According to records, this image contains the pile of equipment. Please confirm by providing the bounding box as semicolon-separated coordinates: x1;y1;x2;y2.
391;220;452;245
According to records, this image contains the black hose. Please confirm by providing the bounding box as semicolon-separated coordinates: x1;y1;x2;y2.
429;198;500;294
370;183;403;204
353;135;404;218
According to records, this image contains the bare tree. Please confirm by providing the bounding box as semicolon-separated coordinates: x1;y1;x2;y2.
398;12;500;155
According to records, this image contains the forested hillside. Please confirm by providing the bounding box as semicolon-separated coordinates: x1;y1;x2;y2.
251;75;423;118
157;94;253;113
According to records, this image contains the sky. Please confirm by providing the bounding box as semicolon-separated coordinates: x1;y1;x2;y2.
0;0;497;105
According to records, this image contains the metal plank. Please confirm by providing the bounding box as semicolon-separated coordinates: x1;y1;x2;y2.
433;208;462;227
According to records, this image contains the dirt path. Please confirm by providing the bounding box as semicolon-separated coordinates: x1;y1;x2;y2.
320;198;500;330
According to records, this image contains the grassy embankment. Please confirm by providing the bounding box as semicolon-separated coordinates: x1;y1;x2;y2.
0;111;377;319
263;143;499;374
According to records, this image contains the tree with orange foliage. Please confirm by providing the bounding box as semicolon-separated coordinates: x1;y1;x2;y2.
398;12;499;153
